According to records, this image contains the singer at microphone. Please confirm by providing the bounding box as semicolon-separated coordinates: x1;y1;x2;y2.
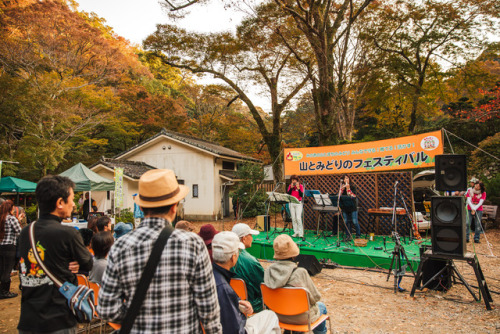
287;174;304;238
339;175;361;240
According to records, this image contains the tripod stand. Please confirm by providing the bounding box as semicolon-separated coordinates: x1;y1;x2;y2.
387;231;415;293
390;181;413;243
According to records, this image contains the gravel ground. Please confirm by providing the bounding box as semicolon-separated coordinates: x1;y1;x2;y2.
1;218;499;333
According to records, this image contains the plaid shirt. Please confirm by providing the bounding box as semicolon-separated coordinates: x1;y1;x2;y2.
0;215;21;245
98;217;222;333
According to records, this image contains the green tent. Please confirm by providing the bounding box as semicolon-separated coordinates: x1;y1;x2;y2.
0;176;37;193
59;163;114;191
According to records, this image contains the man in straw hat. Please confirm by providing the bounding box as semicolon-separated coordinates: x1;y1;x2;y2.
98;169;221;333
264;234;328;334
212;231;280;334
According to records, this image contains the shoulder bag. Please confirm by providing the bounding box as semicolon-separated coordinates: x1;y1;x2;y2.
29;221;96;323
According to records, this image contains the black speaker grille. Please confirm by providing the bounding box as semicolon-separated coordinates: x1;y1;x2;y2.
431;196;466;257
435;154;467;191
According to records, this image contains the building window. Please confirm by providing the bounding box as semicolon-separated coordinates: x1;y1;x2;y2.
177;179;185;185
193;184;199;198
222;161;235;170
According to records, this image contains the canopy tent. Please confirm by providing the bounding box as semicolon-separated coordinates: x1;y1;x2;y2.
0;176;37;193
60;163;114;191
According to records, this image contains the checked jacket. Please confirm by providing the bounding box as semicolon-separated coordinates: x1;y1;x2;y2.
98;217;222;333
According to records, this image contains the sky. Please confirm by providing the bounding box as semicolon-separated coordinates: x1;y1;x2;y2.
76;0;270;110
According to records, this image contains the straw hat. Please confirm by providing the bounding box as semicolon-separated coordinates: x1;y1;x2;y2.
273;234;300;260
134;169;189;208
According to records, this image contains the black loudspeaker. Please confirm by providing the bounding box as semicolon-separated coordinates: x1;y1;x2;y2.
435;154;467;191
294;254;322;276
431;196;466;258
419;246;452;291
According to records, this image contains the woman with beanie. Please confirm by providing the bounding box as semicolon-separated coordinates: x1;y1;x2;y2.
264;234;328;334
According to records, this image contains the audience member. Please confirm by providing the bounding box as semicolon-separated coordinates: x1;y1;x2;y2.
98;169;221;333
113;222;133;239
231;223;264;312
199;224;219;262
0;200;22;299
17;175;93;333
80;192;96;221
264;234;328;334
87;216;99;233
466;180;487;243
175;220;195;232
96;216;112;232
89;232;114;285
78;228;95;257
212;231;280;334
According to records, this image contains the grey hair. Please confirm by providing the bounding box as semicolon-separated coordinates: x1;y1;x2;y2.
213;248;238;264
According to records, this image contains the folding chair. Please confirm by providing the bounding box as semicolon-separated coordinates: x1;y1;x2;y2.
88;281;103;334
260;283;332;333
76;274;89;287
230;278;255;317
230;278;248;300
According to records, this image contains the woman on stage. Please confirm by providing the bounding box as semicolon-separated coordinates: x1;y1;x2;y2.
339;174;361;240
287;175;304;238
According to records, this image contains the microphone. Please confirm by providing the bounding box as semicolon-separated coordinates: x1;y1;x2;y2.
394;181;399;188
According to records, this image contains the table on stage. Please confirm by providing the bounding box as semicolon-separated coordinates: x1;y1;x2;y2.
367;207;409;236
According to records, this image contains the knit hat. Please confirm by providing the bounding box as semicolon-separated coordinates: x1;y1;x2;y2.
198;224;219;245
232;223;259;238
273;234;300;260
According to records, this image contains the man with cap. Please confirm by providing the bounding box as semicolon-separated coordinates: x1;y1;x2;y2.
264;234;328;334
231;223;265;312
98;169;221;333
212;231;280;334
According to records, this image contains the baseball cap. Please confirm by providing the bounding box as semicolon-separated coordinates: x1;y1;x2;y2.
232;223;259;238
212;231;244;254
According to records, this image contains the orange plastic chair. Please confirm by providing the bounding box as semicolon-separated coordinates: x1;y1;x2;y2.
260;283;332;333
76;274;89;287
88;281;100;306
230;278;248;300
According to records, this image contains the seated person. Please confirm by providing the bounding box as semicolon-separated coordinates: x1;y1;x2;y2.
198;224;219;262
113;222;133;239
78;228;94;257
231;223;264;312
264;234;328;334
89;231;114;285
96;216;112;232
175;220;195;232
212;232;280;334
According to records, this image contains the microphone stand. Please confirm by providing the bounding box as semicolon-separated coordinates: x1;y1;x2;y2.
391;181;399;237
336;181;344;248
265;182;282;240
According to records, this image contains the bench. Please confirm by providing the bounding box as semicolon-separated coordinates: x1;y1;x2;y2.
482;205;498;229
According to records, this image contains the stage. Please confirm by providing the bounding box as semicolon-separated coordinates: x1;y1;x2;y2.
248;228;431;271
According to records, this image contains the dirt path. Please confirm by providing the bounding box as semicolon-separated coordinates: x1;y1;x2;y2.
2;219;499;333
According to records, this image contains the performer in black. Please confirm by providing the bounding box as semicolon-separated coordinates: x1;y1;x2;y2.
339;175;361;240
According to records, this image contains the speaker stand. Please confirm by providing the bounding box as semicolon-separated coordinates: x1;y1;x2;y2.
410;250;493;310
386;231;415;293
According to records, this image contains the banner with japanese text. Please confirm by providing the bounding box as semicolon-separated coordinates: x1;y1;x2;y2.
114;167;124;208
284;130;443;175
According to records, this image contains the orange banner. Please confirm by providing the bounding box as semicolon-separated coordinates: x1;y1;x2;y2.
284;130;443;175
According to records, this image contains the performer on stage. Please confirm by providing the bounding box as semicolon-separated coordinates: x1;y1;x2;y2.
339;175;361;240
287;175;304;238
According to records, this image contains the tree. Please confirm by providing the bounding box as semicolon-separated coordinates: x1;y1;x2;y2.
364;0;499;133
144;2;310;182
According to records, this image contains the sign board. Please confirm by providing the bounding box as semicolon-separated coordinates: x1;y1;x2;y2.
114;167;124;208
284;130;443;175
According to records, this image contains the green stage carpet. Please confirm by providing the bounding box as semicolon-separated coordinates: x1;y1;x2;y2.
248;228;431;271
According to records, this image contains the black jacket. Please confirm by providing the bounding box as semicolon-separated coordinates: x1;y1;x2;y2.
17;214;93;332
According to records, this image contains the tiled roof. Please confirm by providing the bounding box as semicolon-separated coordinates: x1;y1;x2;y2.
114;128;261;163
92;158;156;180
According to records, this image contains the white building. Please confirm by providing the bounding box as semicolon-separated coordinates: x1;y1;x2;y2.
91;129;260;220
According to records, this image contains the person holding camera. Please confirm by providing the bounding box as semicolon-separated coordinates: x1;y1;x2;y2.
287;175;304;238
